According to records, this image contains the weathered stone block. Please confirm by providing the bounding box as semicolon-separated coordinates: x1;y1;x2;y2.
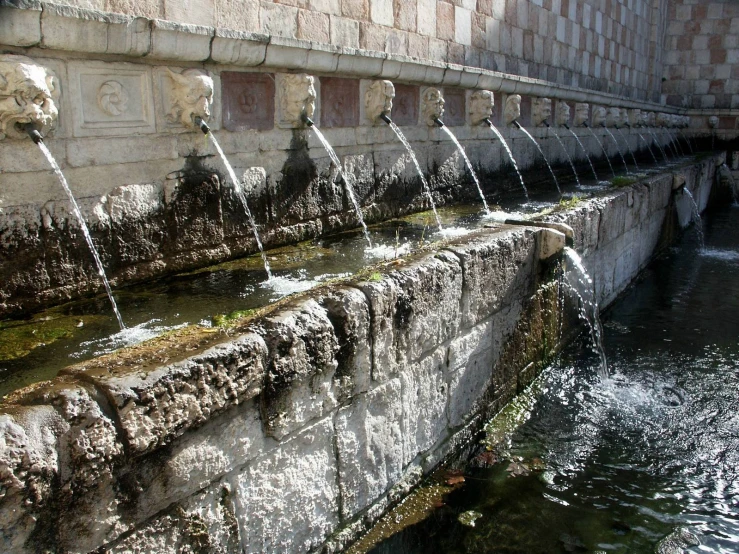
253;298;339;439
149;19;213;61
61;333;267;455
66;136;178;167
211;29;268;66
401;346;449;466
446;227;537;328
335;378;403;517
233;417;340;553
358;252;462;382
0;4;42;47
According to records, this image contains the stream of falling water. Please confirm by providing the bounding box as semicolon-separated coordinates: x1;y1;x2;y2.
647;127;670;163
439;125;490;213
515;124;561;195
550;127;581;187
615;127;639;171
563;247;609;380
671;130;686;157
387;121;445;234
637;131;660;165
207;133;273;278
680;130;695;154
309;125;373;247
565;127;599;182
602;127;630;174
585;126;616;177
683;188;704;248
36;141;125;330
487;122;529;200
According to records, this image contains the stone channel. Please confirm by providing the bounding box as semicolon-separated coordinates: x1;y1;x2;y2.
0;154;721;553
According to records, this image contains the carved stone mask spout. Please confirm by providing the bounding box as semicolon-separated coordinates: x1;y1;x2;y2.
165;68;214;130
656;112;670;128
0;54;59;140
278;73;316;128
555;102;571;127
532;97;552;127
504;94;521;125
629;109;641;127
592;106;606;127
469;90;494;125
708;115;718;129
604;107;620;127
422;87;444;126
573;103;589;127
646;112;656;127
365;80;395;124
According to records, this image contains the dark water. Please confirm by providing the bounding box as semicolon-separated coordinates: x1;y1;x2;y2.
369;205;739;554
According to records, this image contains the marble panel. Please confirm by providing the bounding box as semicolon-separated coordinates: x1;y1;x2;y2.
221;71;275;132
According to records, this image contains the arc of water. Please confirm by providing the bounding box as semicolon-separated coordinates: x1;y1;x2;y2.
563;247;608;380
602;126;630;174
683;187;704;249
386;121;445;234
647;127;670;163
671;130;686;156
308;126;373;247
439;125;490;213
679;130;695;154
514;122;562;195
663;129;679;158
565;126;599;182
615;127;639;171
35;140;125;330
550;127;581;187
207;133;274;278
486;120;529;200
585;125;616;177
637;132;660;165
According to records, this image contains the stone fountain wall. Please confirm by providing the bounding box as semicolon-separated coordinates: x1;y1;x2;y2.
0;156;720;554
0;2;697;316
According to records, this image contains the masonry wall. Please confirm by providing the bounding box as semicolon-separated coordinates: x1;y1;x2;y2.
24;0;666;101
0;157;719;554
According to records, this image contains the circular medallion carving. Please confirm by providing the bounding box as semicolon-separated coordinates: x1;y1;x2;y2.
98;80;129;116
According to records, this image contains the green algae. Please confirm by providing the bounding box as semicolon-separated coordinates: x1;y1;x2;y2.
611;175;638;187
0;314;106;361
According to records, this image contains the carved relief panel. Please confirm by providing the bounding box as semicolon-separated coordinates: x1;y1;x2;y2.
319;77;359;128
222;72;275;131
442;88;465;126
391;84;419;126
68;61;155;137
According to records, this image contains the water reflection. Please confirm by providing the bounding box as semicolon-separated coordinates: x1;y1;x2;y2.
368;205;739;553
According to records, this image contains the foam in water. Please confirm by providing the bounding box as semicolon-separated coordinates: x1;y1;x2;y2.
565;127;600;182
585;126;617;177
563;247;609;380
365;242;412;259
207;133;273;279
74;319;187;358
309;125;374;247
602;126;630;174
516;124;562;195
36;142;126;330
386;121;445;234
439;125;490;213
487;121;530;200
261;270;352;299
550;127;581;187
699;248;739;263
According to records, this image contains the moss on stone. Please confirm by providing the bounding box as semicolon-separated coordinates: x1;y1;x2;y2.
611;175;638;187
0;314;103;361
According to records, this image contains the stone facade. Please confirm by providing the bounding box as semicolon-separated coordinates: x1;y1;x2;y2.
0;157;721;553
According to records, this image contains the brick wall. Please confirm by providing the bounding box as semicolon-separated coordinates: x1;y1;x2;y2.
662;0;739;110
46;0;666;102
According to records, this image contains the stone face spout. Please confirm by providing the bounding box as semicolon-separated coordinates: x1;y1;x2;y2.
555;101;571;127
365;80;395;125
277;73;316;128
504;94;521;126
469;90;494;126
165;68;214;130
421;87;445;126
573;102;590;127
532;97;552;127
194;116;210;135
592;106;606;128
605;107;620;127
0;54;59;140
